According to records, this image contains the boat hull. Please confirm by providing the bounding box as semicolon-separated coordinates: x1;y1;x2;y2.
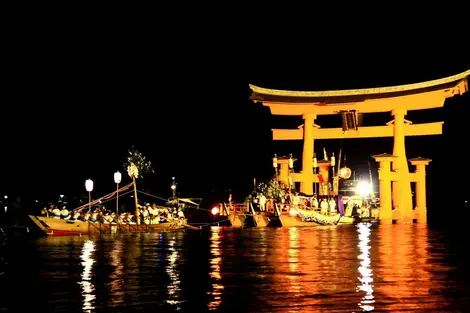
29;215;186;236
279;209;344;227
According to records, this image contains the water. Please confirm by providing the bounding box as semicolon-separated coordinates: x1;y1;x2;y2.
1;224;469;312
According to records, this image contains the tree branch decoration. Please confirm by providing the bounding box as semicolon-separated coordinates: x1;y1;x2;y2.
124;146;154;179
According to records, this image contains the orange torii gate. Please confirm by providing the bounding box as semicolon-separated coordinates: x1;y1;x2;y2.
249;70;470;224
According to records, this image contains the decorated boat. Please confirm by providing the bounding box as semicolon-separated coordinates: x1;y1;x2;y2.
29;215;188;236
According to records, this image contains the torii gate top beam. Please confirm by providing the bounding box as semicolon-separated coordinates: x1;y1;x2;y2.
249;70;470;115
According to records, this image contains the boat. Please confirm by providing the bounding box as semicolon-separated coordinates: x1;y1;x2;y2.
221;202;256;227
243;152;379;227
28;215;191;236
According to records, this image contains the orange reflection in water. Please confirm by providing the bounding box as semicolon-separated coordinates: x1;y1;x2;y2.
208;226;224;311
356;223;375;311
108;239;124;306
375;224;443;311
267;226;358;311
78;239;96;313
166;236;182;308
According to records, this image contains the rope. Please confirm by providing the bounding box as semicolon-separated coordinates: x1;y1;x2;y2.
74;182;134;212
136;190;212;212
136;190;169;202
187;218;231;229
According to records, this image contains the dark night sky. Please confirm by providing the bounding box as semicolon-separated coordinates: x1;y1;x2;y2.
2;35;469;208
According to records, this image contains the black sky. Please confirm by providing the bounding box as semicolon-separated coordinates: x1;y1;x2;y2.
2;34;469;208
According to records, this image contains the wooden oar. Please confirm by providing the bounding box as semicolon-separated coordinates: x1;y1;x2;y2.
184;224;201;231
157;215;201;231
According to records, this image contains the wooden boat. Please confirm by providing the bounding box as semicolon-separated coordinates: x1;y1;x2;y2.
277;206;354;227
222;203;256;227
28;215;193;236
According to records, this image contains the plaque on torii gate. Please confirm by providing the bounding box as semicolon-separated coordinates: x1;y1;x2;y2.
249;70;470;224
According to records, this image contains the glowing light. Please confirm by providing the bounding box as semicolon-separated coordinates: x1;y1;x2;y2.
356;223;375;311
339;167;352;179
60;194;64;198
356;181;370;196
211;207;219;215
79;239;96;312
114;171;122;184
289;208;297;216
85;179;94;192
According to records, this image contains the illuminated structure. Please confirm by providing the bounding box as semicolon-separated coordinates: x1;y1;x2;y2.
250;70;470;224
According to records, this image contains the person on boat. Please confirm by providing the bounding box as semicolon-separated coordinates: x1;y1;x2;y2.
90;210;98;223
71;210;80;221
177;209;185;220
259;193;266;211
328;198;337;215
60;206;70;219
320;198;328;215
52;206;61;219
41;207;49;217
141;206;149;224
312;197;319;210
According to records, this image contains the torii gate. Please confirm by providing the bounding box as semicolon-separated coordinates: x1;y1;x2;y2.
249;70;470;224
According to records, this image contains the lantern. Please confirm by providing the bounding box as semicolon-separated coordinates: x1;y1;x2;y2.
339;167;352;179
85;179;94;192
331;153;336;167
273;155;278;168
313;156;318;168
288;154;294;169
114;171;122;184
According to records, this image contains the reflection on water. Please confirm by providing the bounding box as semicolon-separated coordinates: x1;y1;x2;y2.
2;225;469;312
79;240;95;312
287;227;300;293
108;239;124;306
208;226;224;310
166;236;182;308
357;223;374;311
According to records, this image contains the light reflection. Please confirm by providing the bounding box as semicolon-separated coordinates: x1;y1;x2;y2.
208;226;224;310
356;223;375;311
109;239;124;306
166;236;182;308
287;227;300;292
79;239;96;313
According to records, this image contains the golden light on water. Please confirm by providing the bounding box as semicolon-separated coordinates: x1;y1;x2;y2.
109;239;124;306
165;237;182;308
356;223;375;311
208;226;224;310
287;227;300;292
79;239;96;313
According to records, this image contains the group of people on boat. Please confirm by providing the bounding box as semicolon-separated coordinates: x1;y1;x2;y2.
40;202;185;224
247;187;378;219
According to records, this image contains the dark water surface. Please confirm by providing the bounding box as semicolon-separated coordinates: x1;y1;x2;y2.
1;224;469;312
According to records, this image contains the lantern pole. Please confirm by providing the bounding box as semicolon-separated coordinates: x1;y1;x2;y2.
127;162;140;225
171;177;176;198
114;171;122;215
273;154;278;183
313;153;318;196
133;176;139;224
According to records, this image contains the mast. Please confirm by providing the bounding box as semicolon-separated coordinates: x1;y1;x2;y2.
368;162;374;197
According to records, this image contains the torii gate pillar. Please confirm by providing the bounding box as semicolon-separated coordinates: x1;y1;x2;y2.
300;113;316;195
373;154;396;224
391;109;414;224
409;158;432;224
